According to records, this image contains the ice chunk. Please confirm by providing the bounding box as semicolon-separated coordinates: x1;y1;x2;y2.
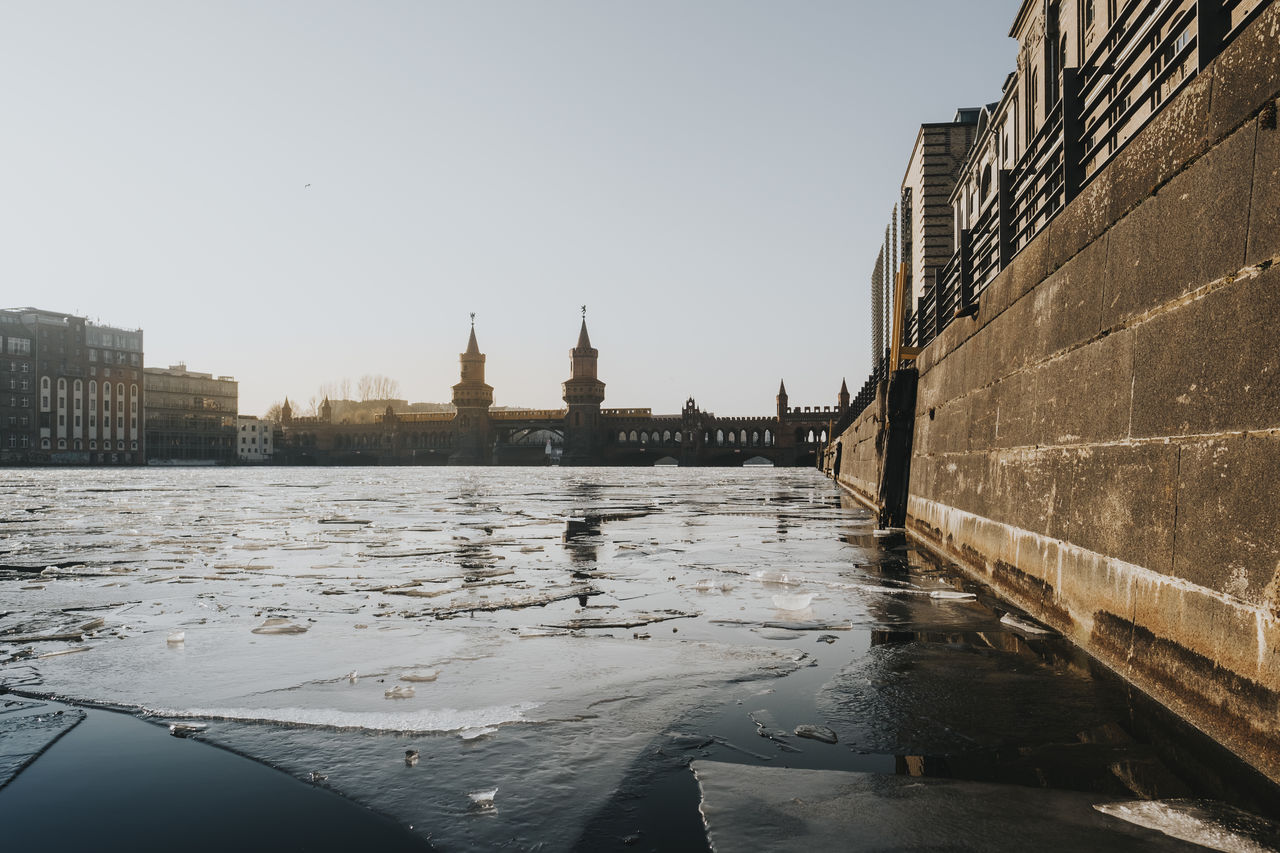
794;724;838;744
384;685;415;700
399;671;438;683
468;787;498;809
755;570;800;586
168;722;207;738
345;671;358;684
772;593;813;610
166;631;185;645
1094;799;1280;852
251;617;308;635
459;726;497;741
928;590;977;601
1000;612;1056;636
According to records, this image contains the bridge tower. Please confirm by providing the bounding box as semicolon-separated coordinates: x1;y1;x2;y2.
561;311;606;465
450;316;494;465
837;378;850;419
776;379;789;421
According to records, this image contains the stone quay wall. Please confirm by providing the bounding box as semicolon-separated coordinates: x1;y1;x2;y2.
827;8;1280;783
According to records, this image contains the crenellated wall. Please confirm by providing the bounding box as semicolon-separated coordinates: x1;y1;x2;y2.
827;6;1280;783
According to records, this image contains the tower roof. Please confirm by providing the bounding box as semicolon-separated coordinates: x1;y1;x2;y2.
778;379;788;396
576;318;592;350
465;325;480;356
840;378;849;395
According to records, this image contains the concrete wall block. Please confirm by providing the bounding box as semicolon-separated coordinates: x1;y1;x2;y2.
991;367;1039;449
1101;122;1255;328
979;231;1051;323
1104;70;1215;222
965;384;999;453
1132;264;1280;437
929;452;988;517
989;447;1073;540
1031;329;1134;447
1047;232;1108;351
1246;103;1280;266
1061;442;1179;573
908;451;938;501
1206;2;1280;142
1174;433;1280;606
1047;166;1113;273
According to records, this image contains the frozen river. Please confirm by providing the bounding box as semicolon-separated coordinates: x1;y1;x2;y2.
1;467;1277;851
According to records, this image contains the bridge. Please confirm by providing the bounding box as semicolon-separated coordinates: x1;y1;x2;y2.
277;319;845;467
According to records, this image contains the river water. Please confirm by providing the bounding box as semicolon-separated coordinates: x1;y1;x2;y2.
0;467;1276;851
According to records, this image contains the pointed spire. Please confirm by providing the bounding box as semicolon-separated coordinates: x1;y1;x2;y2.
778;379;788;397
840;378;849;395
576;318;592;350
465;315;480;356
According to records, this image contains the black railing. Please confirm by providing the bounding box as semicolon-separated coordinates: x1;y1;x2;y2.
891;0;1266;360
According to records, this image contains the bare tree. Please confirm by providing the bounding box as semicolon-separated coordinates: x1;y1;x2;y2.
358;374;400;401
264;401;283;423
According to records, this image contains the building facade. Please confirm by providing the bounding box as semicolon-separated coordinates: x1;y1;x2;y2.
0;307;145;465
143;364;238;464
235;415;274;462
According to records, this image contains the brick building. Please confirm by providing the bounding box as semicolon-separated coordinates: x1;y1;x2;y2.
0;307;145;465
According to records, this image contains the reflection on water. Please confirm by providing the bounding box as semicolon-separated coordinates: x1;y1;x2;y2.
0;467;1275;851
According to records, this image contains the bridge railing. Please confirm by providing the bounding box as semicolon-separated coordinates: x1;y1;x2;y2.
491;409;568;421
376;411;454;424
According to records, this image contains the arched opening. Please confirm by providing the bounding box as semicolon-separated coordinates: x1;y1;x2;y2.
716;429;725;446
618;431;627;443
662;430;671;443
764;429;773;446
674;431;682;444
727;431;736;445
640;432;648;444
629;430;639;443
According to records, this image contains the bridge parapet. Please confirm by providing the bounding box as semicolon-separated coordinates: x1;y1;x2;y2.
602;408;653;418
491;409;568;421
376;411;455;424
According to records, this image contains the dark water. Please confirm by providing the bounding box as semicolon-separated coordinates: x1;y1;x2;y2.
0;468;1276;851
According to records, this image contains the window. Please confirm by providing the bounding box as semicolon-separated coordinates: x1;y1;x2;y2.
6;338;30;355
1084;0;1094;29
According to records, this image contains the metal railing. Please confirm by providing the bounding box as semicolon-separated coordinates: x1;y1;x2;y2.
895;0;1267;353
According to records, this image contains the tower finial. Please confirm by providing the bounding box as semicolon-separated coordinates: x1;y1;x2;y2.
470;312;476;328
581;304;586;319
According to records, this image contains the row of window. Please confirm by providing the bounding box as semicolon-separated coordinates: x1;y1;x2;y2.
4;338;31;356
53;413;136;430
37;438;136;451
5;361;31;373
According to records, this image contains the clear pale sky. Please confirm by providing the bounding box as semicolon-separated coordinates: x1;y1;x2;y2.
2;1;1017;418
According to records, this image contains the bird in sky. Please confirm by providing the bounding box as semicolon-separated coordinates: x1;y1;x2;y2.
304;183;312;188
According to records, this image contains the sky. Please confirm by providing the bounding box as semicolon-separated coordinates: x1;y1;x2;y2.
2;1;1018;418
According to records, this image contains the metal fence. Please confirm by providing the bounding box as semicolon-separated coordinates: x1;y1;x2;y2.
899;0;1267;352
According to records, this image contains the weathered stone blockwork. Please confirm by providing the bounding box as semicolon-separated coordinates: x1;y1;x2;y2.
832;6;1280;783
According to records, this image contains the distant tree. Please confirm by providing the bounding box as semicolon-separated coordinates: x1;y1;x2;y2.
357;374;401;401
264;401;283;423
